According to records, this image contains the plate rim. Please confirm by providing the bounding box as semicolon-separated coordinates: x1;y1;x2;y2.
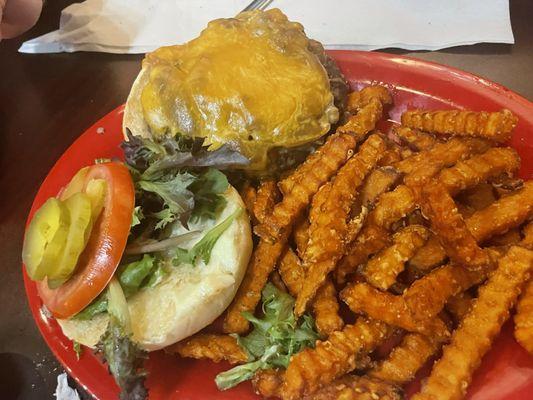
22;50;533;400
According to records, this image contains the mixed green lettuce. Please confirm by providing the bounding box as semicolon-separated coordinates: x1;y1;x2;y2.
215;283;319;390
98;278;147;400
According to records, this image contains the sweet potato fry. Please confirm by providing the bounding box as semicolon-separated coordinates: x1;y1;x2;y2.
438;147;520;196
278;247;305;296
401;109;518;143
336;185;416;283
293;216;310;258
445;291;474;323
394;126;437;151
241;182;257;223
282;318;392;400
312;279;344;337
296;135;386;315
467;180;533;242
253;180;280;225
412;246;533;400
486;228;521;247
420;180;490;271
224;233;288;334
411;181;533;270
378;146;403;166
340;283;449;338
166;334;248;365
260;93;389;241
404;263;486;322
369;333;442;384
270;270;288;292
253;369;284;399
360;166;401;206
303;375;403;400
364;225;429;290
336;225;390;284
515;279;533;354
337;98;388;136
521;221;533;248
395;137;490;178
347;85;392;113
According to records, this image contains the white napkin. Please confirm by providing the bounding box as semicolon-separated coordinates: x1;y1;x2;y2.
19;0;514;54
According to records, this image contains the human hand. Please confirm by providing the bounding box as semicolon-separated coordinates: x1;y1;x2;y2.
0;0;43;39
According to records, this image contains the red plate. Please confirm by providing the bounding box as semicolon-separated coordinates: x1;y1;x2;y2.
23;51;533;400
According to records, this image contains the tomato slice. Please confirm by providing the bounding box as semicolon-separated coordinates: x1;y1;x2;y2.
37;162;135;319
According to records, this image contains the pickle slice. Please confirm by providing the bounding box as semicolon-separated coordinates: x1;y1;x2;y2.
23;198;70;281
47;192;93;289
85;178;107;220
60;167;89;200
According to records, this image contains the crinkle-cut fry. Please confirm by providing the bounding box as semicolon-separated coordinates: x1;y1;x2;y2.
256;132;358;241
252;369;284;399
278;247;305;296
345;206;368;246
296;135;387;315
303;375;403;400
486;228;521;247
364;225;429;290
337;98;384;136
270;270;288;292
445;291;474;323
347;85;392;113
515;279;533;354
457;182;496;211
521;221;533;248
336;225;390;284
467;180;533;243
340;283;449;338
394;126;437;151
365;184;417;229
412;246;533;400
378;146;403;166
360;166;401;206
313;279;344;337
241;182;257;223
223;233;288;334
293;215;310;258
368;333;442;384
165;334;247;365
420;180;490;271
281;318;392;400
395;137;490;177
404;263;486;322
336;185;417;284
253;180;280;225
440;147;520;195
411;183;533;270
263;95;388;241
401;108;518;143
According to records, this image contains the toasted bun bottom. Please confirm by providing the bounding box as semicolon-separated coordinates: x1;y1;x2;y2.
57;186;252;351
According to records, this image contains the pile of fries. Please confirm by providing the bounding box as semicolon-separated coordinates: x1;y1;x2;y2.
169;85;533;400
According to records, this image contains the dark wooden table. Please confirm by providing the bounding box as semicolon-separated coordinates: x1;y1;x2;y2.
1;0;532;398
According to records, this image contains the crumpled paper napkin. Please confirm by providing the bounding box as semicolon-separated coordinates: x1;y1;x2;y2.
19;0;514;53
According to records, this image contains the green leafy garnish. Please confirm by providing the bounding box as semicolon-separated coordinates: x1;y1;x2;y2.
73;341;83;360
98;278;147;400
173;208;242;266
137;172;196;226
118;254;157;297
131;206;144;228
73;292;108;320
215;283;319;390
74;255;166;319
188;168;229;222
